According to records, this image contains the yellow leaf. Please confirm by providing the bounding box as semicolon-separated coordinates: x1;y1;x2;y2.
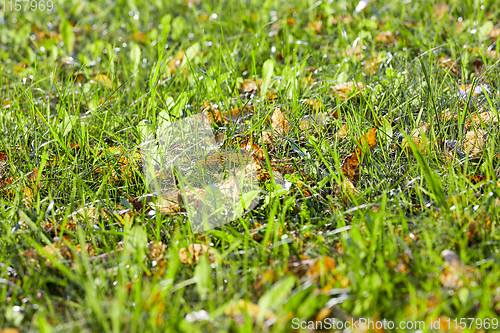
332;82;365;100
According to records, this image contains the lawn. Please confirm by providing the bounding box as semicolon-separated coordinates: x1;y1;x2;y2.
1;0;500;332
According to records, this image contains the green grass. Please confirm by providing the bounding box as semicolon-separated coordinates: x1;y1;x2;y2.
1;0;500;332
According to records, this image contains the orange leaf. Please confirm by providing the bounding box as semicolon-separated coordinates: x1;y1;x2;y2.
340;127;377;183
340;153;360;182
355;127;377;157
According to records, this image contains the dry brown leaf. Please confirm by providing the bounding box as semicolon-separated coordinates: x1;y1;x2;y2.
336;124;349;140
341;43;363;60
466;174;489;185
168;51;185;74
261;131;275;146
267;90;277;100
302;99;323;111
132;31;146;43
467;111;499;127
214;133;225;146
332;82;365;101
335;177;360;204
301;76;315;87
341;127;377;183
247;157;271;182
356;127;377;157
439;57;459;75
13;62;28;73
440;109;456;122
151;190;182;214
309;256;336;277
65;205;103;224
401;137;430;156
307;20;322;34
25;241;95;267
271;108;290;135
458;83;491;98
400;123;431;155
376;31;395;44
202;103;224;124
221;105;254;123
330;15;353;25
299;112;328;131
92;147;142;184
179;243;215;265
412;123;429;138
433;2;449;17
94;73;115;90
239;135;266;160
362;59;382;75
148;242;168;261
463;128;487;153
181;187;207;211
489;26;500;41
0;150;13;192
0;329;21;333
22;166;42;205
439;250;476;289
225;299;274;324
296;181;312;197
32;25;61;43
239;79;261;93
270;157;295;175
